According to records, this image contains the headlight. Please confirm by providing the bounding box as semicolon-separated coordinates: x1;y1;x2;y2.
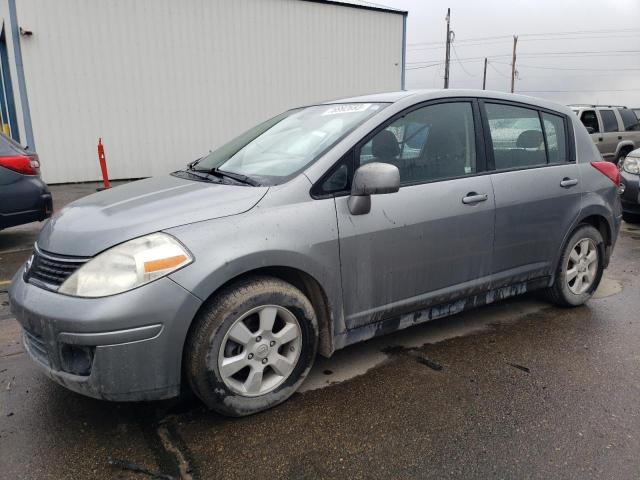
622;156;640;175
59;232;193;297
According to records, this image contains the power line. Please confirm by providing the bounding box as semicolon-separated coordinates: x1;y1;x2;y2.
407;50;640;65
407;32;640;51
407;27;640;48
451;44;476;77
487;60;510;78
405;62;445;71
490;60;640;72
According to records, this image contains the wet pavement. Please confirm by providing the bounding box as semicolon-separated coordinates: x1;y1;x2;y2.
1;184;640;479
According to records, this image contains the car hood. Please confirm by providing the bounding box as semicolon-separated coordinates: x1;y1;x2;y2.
37;175;268;256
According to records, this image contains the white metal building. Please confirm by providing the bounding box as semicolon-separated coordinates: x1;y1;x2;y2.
0;0;406;183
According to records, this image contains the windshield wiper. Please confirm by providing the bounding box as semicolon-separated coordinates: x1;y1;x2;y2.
173;169;219;182
208;168;260;186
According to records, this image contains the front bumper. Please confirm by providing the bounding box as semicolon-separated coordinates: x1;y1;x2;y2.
8;271;202;401
620;170;640;214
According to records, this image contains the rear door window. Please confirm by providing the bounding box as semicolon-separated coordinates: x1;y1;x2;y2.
599;110;619;132
580;110;599;133
485;103;546;170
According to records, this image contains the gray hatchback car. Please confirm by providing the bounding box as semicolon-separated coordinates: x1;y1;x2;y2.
9;90;622;416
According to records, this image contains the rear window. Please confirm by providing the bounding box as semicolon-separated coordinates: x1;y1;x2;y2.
599;110;619;133
618;108;640;131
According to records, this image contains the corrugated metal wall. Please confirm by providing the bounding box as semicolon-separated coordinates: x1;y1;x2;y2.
11;0;404;183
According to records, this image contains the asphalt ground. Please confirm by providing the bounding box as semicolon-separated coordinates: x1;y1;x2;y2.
1;182;639;479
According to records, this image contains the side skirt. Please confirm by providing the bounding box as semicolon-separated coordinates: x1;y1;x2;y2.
332;277;549;351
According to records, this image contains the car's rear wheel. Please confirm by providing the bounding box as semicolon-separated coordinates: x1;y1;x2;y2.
545;225;605;307
185;276;318;416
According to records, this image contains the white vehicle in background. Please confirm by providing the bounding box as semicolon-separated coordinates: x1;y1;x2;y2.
570;105;640;165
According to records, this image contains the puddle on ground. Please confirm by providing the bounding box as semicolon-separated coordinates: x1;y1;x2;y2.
301;275;623;393
592;277;623;299
300;296;549;392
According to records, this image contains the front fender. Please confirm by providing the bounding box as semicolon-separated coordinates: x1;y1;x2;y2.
165;198;345;338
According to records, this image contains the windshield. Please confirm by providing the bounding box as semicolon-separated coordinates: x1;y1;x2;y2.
193;103;387;185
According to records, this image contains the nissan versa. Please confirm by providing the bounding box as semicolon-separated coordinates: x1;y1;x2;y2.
9;90;621;416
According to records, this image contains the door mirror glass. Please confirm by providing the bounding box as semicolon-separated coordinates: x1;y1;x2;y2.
585;126;595;134
348;162;400;215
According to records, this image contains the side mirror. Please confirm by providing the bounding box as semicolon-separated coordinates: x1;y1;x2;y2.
348;162;400;215
586;126;595;134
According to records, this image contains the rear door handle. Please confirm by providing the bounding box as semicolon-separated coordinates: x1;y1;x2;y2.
560;177;579;188
462;192;488;204
598;137;603;142
618;135;622;140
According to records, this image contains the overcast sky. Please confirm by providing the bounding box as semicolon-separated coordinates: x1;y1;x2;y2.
381;0;640;107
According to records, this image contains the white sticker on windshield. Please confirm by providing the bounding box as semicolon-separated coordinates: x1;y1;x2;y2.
322;103;372;116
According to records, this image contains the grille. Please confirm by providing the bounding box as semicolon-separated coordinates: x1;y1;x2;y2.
25;246;88;291
23;328;50;366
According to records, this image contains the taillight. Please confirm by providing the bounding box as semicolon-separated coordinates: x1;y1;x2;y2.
0;154;40;175
591;161;620;186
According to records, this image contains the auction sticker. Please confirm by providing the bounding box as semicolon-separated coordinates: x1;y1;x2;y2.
322;103;372;115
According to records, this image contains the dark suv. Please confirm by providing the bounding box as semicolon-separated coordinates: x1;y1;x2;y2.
0;133;52;230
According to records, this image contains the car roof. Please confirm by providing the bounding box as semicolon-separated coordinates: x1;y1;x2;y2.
324;89;574;116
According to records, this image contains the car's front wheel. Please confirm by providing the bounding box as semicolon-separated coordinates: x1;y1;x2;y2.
185;276;318;416
545;225;605;307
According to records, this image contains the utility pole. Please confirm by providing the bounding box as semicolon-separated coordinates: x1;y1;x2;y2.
510;35;518;93
444;8;452;89
482;57;488;90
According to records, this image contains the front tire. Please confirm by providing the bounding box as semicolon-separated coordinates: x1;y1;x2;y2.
545;225;605;307
185;276;318;417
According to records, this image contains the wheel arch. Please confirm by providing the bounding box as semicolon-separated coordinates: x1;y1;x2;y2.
555;206;615;277
184;265;336;359
616;141;635;160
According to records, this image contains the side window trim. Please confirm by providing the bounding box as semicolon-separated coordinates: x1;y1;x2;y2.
538;110;551;165
479;98;574;173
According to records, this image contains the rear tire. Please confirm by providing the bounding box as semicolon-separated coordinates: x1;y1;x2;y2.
545;225;605;307
185;276;318;417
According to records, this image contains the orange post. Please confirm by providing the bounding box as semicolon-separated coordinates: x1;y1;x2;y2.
97;138;110;189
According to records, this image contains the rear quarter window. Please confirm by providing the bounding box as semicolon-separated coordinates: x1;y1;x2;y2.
618;108;640;131
542;113;568;163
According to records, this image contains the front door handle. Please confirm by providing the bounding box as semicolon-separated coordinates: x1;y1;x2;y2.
618;135;622;140
462;192;488;204
598;137;603;142
560;177;579;188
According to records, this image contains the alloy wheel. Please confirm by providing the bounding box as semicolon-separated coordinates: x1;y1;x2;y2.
566;238;598;295
216;305;302;397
